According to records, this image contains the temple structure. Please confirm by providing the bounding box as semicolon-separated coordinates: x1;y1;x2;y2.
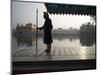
16;23;36;32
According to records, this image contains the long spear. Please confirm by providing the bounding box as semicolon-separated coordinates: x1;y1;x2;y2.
36;9;38;54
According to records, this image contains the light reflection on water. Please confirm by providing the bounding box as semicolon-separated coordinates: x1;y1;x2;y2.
12;35;95;50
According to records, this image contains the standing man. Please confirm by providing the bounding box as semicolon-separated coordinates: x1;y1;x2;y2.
37;12;53;53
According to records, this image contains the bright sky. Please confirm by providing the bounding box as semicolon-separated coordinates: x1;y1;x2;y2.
12;1;92;29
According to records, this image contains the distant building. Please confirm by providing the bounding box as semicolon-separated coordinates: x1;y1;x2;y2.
68;27;73;30
26;23;33;28
16;23;36;32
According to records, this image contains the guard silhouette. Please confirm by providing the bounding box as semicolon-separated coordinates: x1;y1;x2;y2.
37;12;53;53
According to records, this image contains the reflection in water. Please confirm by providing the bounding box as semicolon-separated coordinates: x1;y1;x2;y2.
13;34;95;48
52;35;79;42
14;35;36;47
80;35;95;46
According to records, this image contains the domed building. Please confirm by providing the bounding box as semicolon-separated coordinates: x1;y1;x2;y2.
16;23;36;32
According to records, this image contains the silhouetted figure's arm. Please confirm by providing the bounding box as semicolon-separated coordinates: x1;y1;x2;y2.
37;26;44;30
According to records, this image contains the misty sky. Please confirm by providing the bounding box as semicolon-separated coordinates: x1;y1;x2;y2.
12;1;92;29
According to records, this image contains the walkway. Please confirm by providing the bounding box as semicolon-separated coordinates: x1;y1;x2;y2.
12;46;96;61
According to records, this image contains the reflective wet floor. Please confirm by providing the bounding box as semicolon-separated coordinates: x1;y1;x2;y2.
12;35;96;61
13;46;95;61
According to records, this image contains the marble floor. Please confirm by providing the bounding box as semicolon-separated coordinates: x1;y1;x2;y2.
12;46;96;61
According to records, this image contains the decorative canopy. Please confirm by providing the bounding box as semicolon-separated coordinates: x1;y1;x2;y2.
45;3;96;16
